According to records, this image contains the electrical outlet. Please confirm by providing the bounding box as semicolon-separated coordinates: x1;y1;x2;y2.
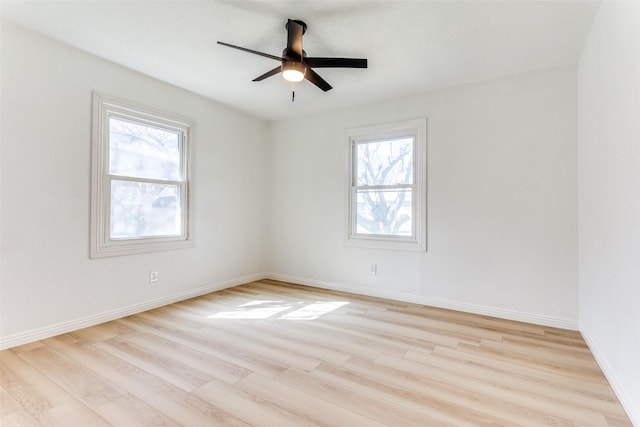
369;263;377;275
149;271;159;283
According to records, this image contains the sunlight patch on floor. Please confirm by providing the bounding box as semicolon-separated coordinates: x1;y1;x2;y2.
207;300;349;320
280;301;350;320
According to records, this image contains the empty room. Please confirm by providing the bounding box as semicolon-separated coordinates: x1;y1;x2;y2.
1;0;638;425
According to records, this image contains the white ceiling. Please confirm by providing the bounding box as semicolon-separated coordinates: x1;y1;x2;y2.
1;0;600;121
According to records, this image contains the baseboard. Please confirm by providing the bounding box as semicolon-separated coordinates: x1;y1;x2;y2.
581;328;640;426
0;272;265;350
265;272;579;330
0;271;579;350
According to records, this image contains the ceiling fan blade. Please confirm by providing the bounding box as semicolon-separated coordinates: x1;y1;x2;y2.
286;19;304;60
305;69;333;92
305;57;368;68
253;66;281;82
217;41;282;62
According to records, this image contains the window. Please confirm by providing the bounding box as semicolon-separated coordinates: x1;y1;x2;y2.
90;92;193;258
346;118;427;251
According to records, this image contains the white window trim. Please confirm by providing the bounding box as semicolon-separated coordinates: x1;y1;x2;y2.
345;118;427;252
90;92;194;258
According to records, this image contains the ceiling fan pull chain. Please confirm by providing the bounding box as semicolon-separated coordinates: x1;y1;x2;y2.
292;82;296;102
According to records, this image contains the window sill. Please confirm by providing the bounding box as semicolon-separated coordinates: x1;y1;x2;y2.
345;235;426;252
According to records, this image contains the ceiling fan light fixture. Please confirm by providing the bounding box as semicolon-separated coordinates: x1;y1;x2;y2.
282;60;306;82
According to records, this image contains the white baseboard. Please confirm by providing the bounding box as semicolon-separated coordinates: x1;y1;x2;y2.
265;272;579;331
0;271;579;351
0;272;265;350
581;328;640;426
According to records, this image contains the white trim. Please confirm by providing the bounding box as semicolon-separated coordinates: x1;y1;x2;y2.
0;272;580;348
580;328;640;426
345;118;427;252
0;273;264;350
266;272;579;330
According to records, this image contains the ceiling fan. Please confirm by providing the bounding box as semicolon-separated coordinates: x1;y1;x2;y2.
218;19;367;97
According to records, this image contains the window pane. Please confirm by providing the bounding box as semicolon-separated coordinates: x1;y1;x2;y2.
110;180;182;239
355;188;412;236
356;137;413;186
109;117;181;180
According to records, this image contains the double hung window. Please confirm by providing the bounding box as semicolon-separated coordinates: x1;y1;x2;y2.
346;118;427;251
91;93;192;258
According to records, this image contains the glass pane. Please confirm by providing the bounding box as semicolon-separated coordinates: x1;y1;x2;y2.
110;180;182;239
355;188;412;236
356;137;413;186
109;117;181;180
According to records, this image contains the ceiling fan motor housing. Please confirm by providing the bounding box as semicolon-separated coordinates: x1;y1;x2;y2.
282;48;307;62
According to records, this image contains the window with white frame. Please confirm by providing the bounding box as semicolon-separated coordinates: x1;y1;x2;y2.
90;92;193;258
346;118;427;251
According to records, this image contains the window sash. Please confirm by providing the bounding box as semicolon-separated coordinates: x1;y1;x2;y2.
108;114;186;181
104;113;189;244
353;137;414;187
351;185;416;240
350;135;417;240
105;175;187;244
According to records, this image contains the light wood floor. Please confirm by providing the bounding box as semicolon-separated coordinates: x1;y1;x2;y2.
0;280;632;426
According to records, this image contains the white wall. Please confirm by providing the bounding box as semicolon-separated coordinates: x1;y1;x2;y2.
0;22;269;345
578;0;640;423
268;67;579;327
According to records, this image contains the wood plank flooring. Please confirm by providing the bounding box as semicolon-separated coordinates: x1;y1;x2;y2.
0;280;632;426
